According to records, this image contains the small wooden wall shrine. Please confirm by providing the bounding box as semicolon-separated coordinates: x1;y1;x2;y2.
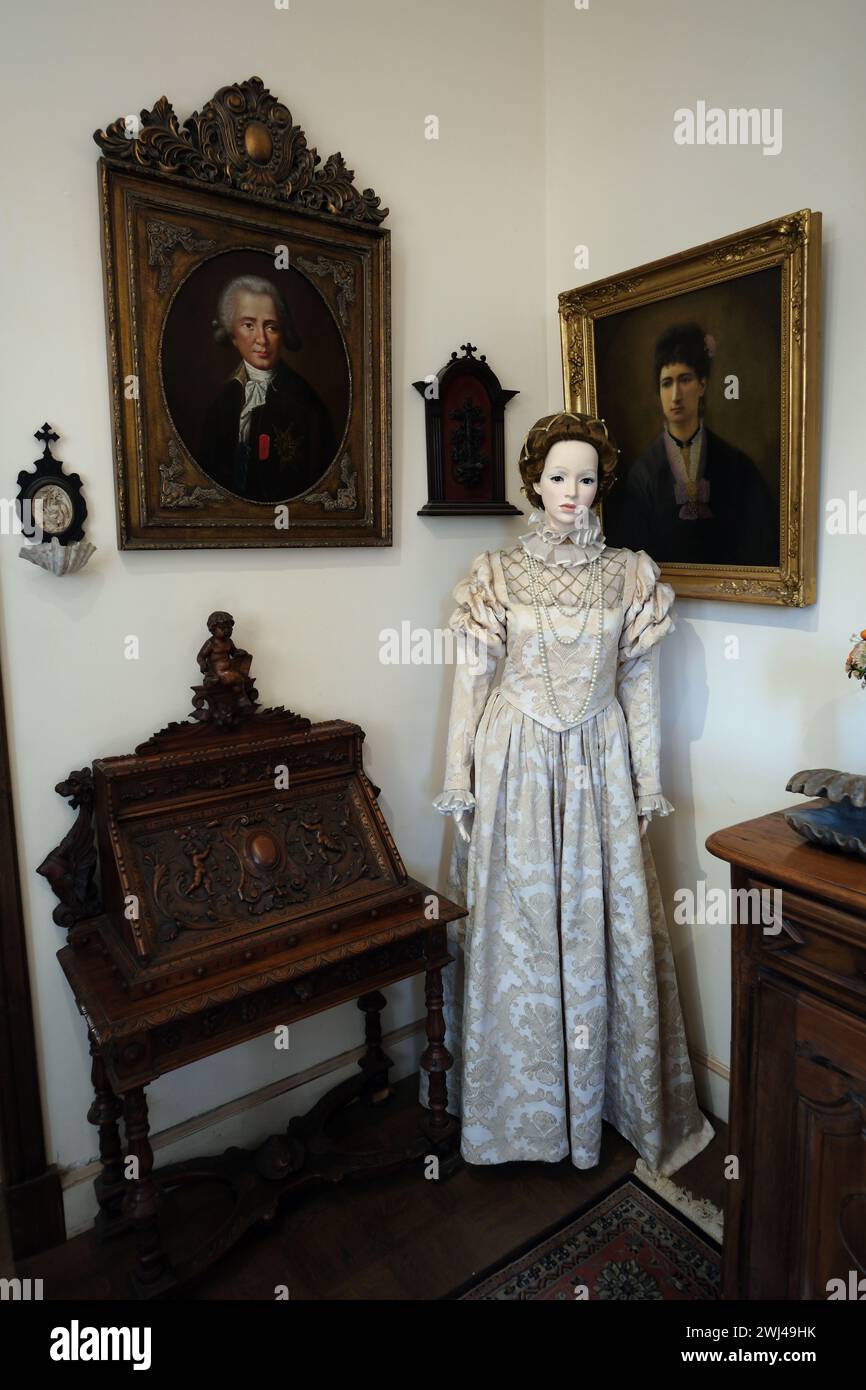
40;612;465;1296
414;343;522;517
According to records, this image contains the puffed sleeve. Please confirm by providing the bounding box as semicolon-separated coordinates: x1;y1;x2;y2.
432;552;507;815
616;549;676;820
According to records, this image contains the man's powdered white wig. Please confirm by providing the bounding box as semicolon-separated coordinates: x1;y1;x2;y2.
213;274;301;350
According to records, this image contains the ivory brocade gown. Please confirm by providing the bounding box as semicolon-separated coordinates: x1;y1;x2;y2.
420;511;715;1177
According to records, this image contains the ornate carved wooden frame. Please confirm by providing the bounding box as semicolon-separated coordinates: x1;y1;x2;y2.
559;210;821;605
95;77;391;549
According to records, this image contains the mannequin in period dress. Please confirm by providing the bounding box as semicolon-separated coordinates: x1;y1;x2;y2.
421;411;714;1177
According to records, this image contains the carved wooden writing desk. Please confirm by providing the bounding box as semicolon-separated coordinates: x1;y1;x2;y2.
41;613;465;1297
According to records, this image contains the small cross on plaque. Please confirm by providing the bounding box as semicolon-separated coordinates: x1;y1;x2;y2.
34;423;59;454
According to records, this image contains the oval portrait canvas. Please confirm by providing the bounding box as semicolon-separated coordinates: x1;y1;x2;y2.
161;249;351;504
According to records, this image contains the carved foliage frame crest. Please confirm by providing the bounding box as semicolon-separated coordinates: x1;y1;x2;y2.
95;77;391;549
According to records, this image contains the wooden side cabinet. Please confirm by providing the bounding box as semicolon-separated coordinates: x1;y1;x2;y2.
707;804;866;1301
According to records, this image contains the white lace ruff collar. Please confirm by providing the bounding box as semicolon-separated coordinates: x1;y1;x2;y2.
519;507;606;568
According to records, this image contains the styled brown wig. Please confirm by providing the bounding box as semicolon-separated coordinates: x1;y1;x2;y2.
518;411;619;508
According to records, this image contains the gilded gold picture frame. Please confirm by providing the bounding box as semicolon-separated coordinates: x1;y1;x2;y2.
559;209;821;605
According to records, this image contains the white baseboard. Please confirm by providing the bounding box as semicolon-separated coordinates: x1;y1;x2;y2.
689;1047;730;1124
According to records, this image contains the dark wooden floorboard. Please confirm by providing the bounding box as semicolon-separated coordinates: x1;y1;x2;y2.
23;1073;726;1301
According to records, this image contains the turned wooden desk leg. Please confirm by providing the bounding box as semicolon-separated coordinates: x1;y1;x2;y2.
357;990;393;1103
420;964;457;1143
121;1087;168;1292
86;1030;126;1239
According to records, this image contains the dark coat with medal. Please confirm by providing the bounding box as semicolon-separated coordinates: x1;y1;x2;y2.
605;427;778;566
199;360;338;503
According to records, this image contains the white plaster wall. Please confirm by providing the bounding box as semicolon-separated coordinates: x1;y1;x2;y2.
543;0;866;1119
6;0;862;1235
1;0;546;1229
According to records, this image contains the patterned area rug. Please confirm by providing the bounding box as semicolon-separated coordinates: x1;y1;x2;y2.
453;1175;721;1300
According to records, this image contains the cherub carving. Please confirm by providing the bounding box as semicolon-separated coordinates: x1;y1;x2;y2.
178;832;215;897
191;612;259;726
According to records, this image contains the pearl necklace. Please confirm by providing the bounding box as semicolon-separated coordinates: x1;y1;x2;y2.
524;557;588;624
524;549;593;644
524;547;605;724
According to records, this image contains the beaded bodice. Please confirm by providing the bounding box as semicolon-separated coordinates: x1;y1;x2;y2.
491;545;633;732
499;543;629;607
434;538;676;818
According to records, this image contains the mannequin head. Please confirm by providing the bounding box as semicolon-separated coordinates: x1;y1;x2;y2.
536;441;600;532
653;323;710;441
518;411;618;531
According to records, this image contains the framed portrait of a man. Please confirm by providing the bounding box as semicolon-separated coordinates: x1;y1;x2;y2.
559;210;821;604
96;77;390;549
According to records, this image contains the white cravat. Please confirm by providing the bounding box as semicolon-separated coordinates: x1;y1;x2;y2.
519;506;606;568
238;363;275;444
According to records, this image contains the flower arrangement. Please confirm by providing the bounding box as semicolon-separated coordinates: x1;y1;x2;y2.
845;630;866;688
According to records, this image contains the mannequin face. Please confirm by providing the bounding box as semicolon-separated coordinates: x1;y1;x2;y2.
537;440;599;533
659;360;706;439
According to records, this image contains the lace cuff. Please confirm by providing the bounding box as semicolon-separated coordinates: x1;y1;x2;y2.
635;791;675;820
432;789;477;817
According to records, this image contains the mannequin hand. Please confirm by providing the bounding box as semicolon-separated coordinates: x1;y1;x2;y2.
638;814;649;838
452;808;472;843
